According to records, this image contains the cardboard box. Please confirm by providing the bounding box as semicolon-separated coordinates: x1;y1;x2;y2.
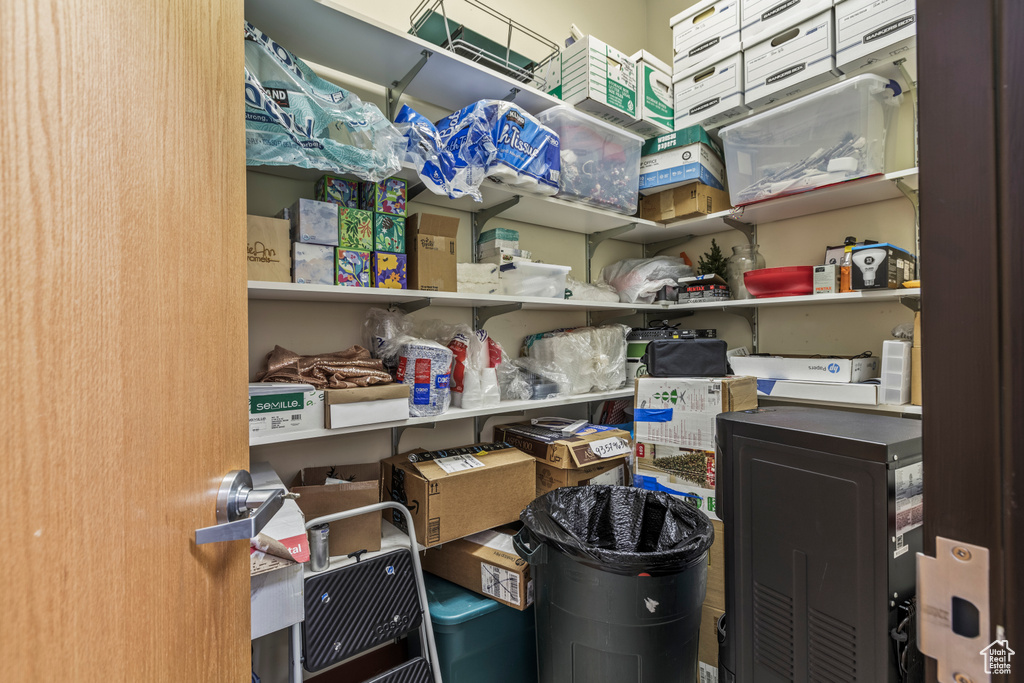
729;354;879;383
494;422;632;471
246;215;291;283
671;0;742;76
911;346;922;406
535;458;630;497
407;213;459;292
633;463;720;521
249;383;325;438
373;213;406;253
279;198;339;247
913;311;921;348
640;127;726;194
325;384;410;429
476;247;531;265
360;177;407;217
835;0;917;74
673;51;749;130
755;377;878;404
741;0;833;43
706;520;725;610
813;264;840;295
850;243;915;290
699;604;725;681
634;376;757;450
290;464;382;557
292;242;335;285
476;238;519;253
743;9;839;110
380;446;536;547
629;50;674;138
338;207;373;251
315;174;359;208
640;183;732;222
420;526;533;610
478;227;519;243
336;248;371;287
556;35;638;127
372;252;408;289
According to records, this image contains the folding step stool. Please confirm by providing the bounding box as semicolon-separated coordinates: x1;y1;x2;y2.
288;501;442;683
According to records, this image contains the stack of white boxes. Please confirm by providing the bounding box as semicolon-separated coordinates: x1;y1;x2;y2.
669;0;917;129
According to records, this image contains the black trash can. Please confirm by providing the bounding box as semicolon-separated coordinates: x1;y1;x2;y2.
514;485;714;683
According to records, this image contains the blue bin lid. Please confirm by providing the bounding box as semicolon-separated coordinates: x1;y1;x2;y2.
424;573;504;625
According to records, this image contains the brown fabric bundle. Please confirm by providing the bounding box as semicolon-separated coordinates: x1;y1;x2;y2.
255;345;393;389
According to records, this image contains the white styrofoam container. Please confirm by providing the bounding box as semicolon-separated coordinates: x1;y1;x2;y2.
742;8;839;110
557;35;638;127
729;355;880;382
835;0;917;74
720;74;899;205
499;261;572;299
671;0;742;77
673;51;749;130
741;0;833;42
755;378;878;404
629;50;675;138
248;383;325;437
880;340;912;405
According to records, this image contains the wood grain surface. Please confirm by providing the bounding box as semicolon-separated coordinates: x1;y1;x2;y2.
0;1;249;680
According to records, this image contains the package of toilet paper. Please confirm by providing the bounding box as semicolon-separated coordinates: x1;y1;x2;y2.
396;100;560;201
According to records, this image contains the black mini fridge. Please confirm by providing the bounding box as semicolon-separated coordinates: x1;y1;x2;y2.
715;407;923;683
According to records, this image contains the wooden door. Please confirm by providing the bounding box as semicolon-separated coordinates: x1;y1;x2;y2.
0;1;249;681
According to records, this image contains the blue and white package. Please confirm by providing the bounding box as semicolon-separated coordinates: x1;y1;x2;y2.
244;23;404;182
395;100;560;201
396;340;453;417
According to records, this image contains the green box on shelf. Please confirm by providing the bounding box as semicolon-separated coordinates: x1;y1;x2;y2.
338;207;373;251
374;213;406;253
477;227;519;244
360;177;408;217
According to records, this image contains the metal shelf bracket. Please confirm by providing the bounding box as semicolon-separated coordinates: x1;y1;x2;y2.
894;58;918;167
586;222;638;283
590;308;639;326
386;50;432;121
504;87;521;102
899;296;921;313
895;178;921;279
644;234;696;258
407;181;427;202
644;309;694;326
474;411;525;442
725;306;759;352
474;303;522;328
395;298;432;314
724;217;757;246
472;196;521;249
391;422;436;454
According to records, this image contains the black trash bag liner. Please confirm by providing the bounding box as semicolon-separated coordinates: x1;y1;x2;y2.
520;485;714;576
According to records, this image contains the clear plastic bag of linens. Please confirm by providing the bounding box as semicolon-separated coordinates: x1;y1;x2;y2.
244;23;404;181
600;256;694;304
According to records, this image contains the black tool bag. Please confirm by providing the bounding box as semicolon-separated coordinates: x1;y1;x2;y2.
640;338;731;377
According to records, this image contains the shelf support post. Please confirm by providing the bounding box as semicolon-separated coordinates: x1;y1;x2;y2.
724;217;757;247
895;178;921;280
503;87;520;102
894;58;918;168
900;296;921;313
386;50;433;121
395;298;432;314
407;181;427;202
473;303;522;328
585;222;638;283
474;411;525;443
726;307;758;353
391;422;436;455
471;196;521;259
643;234;696;258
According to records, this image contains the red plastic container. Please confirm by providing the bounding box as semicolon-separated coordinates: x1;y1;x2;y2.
744;266;814;298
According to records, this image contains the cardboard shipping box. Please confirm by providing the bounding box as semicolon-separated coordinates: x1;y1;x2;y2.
640;183;732;222
494;422;632;471
290;464;382;557
634;376;757;451
324;384;410;429
381;446;536;547
743;9;838;110
535;458;630;497
699;604;725;682
246;215;291;283
911;347;922;406
420;526;533;611
406;213;459;292
706;519;725;610
728;354;879;383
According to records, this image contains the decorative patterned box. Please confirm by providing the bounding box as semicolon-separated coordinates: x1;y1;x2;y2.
373;252;408;289
314;174;360;208
338;207;373;251
336;249;371;287
278;198;339;246
373;213;406;253
293;243;335;285
361;177;407;216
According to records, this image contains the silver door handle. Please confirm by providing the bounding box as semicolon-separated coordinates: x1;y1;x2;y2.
194;469;294;545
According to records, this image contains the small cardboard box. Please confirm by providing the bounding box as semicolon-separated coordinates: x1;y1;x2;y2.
640;127;726;194
755;377;878;404
673;51;749;130
290;464;382;557
407;213;459;292
315;174;360;208
372;252;408;289
634;376;757;451
373;214;406;253
813;264;840;295
325;384;410;429
494;422;632;471
640;183;732;222
336;248;371;287
671;0;742;76
850;243;915;290
743;9;839;110
279;198;339;247
292;243;335;285
360;177;407;216
420;526;533;610
911;347;922;406
835;0;917;74
381;446;537;547
249;383;325;438
246;215;291;283
699;604;725;680
913;311;921;348
556;35;638;127
535;458;630;497
628;50;674;138
741;0;833;43
338;207;373;251
729;354;879;382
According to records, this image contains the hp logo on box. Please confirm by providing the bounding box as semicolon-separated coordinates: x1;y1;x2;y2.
827;363;841;374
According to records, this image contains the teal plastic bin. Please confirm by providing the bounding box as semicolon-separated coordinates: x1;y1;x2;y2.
424;573;538;683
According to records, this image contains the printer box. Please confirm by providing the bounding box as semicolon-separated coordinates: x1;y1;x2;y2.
634;376;757;451
835;0;917;74
673;51;749;130
639;127;726;193
671;0;742;76
743;9;839;109
420;526;533;611
494;422;632;471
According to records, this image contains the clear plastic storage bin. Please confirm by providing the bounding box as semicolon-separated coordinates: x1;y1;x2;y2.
880;340;912;405
500;262;572;298
718;74;901;206
537;105;643;215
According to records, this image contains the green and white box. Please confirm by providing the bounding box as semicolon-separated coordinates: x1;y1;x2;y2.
673;50;749;130
556;35;638;127
835;0;916;74
249;383;325;438
671;0;742;77
628;51;675;138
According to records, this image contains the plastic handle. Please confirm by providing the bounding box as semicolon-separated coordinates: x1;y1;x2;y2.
512;528;546;565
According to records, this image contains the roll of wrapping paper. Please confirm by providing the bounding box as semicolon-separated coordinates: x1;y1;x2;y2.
396;340;453;417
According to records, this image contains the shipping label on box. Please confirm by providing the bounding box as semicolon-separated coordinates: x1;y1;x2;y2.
835;0;916;74
372;252;407;289
336;249;371;287
373;213;406;253
249;383;325;438
741;0;833;40
315;174;360;208
494;422;632;470
560;35;638;126
247;215;291;283
743;10;838;109
338;207;373;251
634;376;757;450
292;242;335;285
361;177;407;216
671;0;742;76
674;51;749;130
629;51;674;138
420;526;533;610
280;198;339;246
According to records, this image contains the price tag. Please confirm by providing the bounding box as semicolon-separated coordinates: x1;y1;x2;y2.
590;437;631;459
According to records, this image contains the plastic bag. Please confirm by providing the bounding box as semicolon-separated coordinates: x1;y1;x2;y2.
565;276;619;303
522;325;628;394
589;325;629;391
600;256;695;304
395;338;453;417
363;308;414;362
519;486;714;576
395;100;560;201
244;23;403;181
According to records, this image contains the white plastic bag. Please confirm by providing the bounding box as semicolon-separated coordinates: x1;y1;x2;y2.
565;276;620;303
600;256;694;303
